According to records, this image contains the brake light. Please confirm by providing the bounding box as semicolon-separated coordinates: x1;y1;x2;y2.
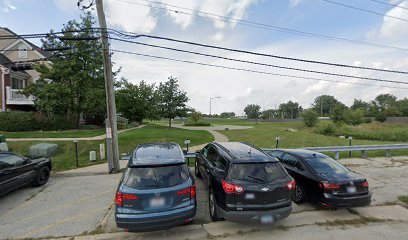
176;184;197;198
362;180;369;188
222;180;244;194
286;179;296;190
115;192;138;206
319;182;341;190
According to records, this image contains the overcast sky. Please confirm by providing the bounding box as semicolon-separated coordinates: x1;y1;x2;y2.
1;0;407;115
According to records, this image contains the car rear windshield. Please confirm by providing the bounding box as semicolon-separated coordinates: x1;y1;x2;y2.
123;164;189;189
305;156;349;174
229;162;287;183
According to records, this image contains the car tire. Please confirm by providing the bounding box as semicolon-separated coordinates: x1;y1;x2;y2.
209;188;222;221
32;166;50;187
292;184;306;204
195;160;201;178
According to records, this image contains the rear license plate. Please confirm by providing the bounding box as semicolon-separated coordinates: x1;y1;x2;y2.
150;197;165;208
347;186;357;193
260;215;273;224
245;193;255;199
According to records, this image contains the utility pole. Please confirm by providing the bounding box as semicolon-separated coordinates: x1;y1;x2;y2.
320;97;323;117
209;96;220;117
96;0;120;173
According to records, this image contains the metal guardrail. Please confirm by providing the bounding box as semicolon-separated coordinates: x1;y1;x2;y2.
264;144;408;160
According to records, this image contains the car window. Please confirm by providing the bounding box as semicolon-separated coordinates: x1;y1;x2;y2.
229;162;287;183
0;153;25;170
281;153;298;167
123;164;189;189
202;145;209;158
305;156;350;174
268;151;283;159
214;155;227;170
207;146;218;163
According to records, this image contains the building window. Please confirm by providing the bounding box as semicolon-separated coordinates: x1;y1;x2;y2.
18;44;28;59
11;76;25;89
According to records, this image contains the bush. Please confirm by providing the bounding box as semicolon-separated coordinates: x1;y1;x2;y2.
184;121;210;126
364;117;372;123
302;110;319;127
375;112;387;122
0;112;44;131
345;109;364;125
117;122;127;130
189;112;201;123
127;122;140;128
316;124;337;136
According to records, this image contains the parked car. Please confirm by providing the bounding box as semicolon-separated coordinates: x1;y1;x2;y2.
0;152;52;196
195;142;294;223
115;142;196;231
265;149;371;208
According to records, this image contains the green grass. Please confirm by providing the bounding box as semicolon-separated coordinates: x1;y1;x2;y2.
0;129;105;138
7;124;214;172
398;195;408;204
219;121;408;158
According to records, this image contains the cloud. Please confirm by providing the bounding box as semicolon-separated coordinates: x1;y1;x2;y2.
289;0;301;7
1;0;16;13
378;0;408;42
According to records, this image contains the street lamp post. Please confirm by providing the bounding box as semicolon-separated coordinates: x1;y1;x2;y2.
209;96;221;117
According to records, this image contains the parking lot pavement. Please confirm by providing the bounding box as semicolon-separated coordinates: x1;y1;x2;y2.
0;173;121;239
1;157;408;240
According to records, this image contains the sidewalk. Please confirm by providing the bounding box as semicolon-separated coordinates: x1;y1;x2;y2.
6;125;145;142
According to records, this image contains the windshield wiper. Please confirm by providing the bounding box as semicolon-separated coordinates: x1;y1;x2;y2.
247;175;266;183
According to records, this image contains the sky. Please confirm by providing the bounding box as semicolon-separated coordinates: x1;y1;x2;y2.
1;0;408;115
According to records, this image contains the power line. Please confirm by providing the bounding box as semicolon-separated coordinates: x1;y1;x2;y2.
117;0;408;51
109;31;408;75
366;0;408;11
110;49;408;90
321;0;408;22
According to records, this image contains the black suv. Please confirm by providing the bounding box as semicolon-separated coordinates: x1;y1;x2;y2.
195;142;294;223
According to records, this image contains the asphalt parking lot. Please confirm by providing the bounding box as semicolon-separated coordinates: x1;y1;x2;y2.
0;157;407;240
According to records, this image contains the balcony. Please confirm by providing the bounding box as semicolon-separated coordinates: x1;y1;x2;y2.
6;86;35;105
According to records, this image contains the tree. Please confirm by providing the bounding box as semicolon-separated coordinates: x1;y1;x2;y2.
345;109;365;125
351;99;370;116
331;103;348;125
157;76;189;127
278;101;303;119
116;79;158;124
220;112;235;118
261;109;276;119
312;95;343;117
189;111;201;123
23;13;111;128
398;98;408;116
302;110;319;127
244;104;261;119
375;112;387;122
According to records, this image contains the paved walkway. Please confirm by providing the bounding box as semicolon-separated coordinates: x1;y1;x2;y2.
6;125;145;142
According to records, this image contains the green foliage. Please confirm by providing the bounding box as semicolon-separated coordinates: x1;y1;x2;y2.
157;76;189;127
244;104;261;119
261;109;276;119
23;13;113;128
375;112;387;122
117;122;127;130
331;104;348;125
116;79;158;124
189;111;201;123
0;112;42;131
345;109;365;125
184;121;211;126
302;110;319;127
278;101;303;119
316;123;337;136
312;95;344;117
220;112;235;118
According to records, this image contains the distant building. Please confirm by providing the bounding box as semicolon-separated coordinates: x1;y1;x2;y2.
0;27;50;112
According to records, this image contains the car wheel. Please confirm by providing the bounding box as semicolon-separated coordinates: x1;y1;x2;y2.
292;184;306;204
208;188;222;221
195;160;201;178
32;166;50;187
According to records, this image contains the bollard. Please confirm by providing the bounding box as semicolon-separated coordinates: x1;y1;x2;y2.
275;136;280;149
74;140;79;167
90;151;96;162
99;143;105;160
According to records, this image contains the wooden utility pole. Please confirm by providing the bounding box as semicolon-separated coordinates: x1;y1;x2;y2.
96;0;120;173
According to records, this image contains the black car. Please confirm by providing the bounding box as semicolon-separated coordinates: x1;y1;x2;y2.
266;149;371;208
195;142;294;223
0;152;52;196
115;142;196;231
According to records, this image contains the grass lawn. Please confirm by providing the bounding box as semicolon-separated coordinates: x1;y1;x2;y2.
7;124;214;172
219;121;408;159
0;129;105;138
398;195;408;204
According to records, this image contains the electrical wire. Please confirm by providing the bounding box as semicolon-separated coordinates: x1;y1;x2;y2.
109;32;408;75
366;0;408;11
321;0;408;22
110;49;408;90
117;0;408;51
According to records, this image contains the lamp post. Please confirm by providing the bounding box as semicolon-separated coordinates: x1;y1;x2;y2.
209;96;221;117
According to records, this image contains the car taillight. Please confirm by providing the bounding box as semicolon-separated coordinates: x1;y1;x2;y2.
222;180;244;194
362;180;369;188
286;179;296;190
319;182;341;190
115;192;138;206
176;184;197;198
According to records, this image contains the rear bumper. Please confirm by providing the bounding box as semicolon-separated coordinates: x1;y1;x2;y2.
115;204;196;231
321;192;372;208
217;204;292;223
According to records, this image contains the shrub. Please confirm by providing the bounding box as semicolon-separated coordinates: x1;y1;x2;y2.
345;109;365;125
375;112;387;122
184;121;210;126
189;112;201;123
302;110;319;127
316;124;337;136
117;122;127;130
0;112;43;131
127;122;140;128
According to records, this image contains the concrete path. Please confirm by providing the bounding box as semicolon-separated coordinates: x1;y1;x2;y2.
6;125;145;142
